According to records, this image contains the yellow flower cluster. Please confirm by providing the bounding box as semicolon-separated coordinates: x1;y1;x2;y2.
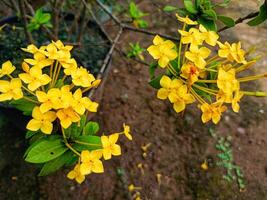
67;125;132;184
0;40;133;184
147;15;267;124
0;40;100;134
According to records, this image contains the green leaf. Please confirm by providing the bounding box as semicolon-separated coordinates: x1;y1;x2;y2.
129;1;148;19
149;62;158;79
184;0;198;14
217;15;235;27
247;3;267;26
148;75;163;89
163;5;179;12
10;99;36;116
83;121;99;135
38;151;74;176
135;19;148;28
203;9;217;20
25;136;68;163
198;17;217;31
55;79;64;88
25;131;37;139
39;13;51;24
35;9;43;21
73;135;102;151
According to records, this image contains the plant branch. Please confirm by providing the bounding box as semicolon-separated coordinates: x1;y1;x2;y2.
218;11;259;32
18;0;34;44
95;0;180;42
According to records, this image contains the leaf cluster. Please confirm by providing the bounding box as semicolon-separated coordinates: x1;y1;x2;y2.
128;1;149;28
27;8;52;32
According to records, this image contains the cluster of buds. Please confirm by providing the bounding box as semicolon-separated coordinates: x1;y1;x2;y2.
147;14;267;124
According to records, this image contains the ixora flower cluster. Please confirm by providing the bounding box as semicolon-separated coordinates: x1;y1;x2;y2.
147;14;267;124
0;40;132;183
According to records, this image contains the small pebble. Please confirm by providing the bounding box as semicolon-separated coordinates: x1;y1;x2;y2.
237;127;246;135
113;68;119;73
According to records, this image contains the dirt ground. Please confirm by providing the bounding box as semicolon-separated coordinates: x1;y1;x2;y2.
1;0;267;200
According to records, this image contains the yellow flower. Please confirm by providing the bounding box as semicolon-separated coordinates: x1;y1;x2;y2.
59;85;74;109
19;66;51;91
157;75;183;100
71;67;96;87
21;44;39;54
200;102;227;124
201;160;208;170
180;62;200;84
0;78;23;102
24;52;54;69
176;14;198;25
218;41;247;64
45;43;60;59
56;107;80;129
36;88;61;113
26;106;57;134
72;89;98;115
123;123;132;140
178;28;204;49
80;150;104;175
0;61;15;78
217;68;239;95
168;84;195;113
101;133;121;160
67;164;85;184
147;35;177;68
199;24;219;46
52;40;73;52
62;58;78;75
185;46;211;69
232;90;244;113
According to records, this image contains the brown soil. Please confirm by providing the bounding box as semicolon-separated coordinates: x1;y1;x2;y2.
2;1;267;200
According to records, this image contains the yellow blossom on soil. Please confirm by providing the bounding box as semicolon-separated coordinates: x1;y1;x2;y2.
67;164;85;184
0;78;23;101
123;123;132;140
0;61;15;78
201;160;208;170
176;14;198;25
26;106;57;134
200;102;227;124
147;35;177;68
80;150;104;175
101;133;121;160
185;46;211;69
19;66;51;91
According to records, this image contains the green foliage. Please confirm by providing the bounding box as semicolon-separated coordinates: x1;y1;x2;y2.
215;136;246;190
27;8;52;32
38;151;76;176
83;121;100;135
163;0;235;31
127;42;145;60
129;1;149;28
73;135;102;151
25;136;68;163
10;98;36;116
247;2;267;26
149;75;163;89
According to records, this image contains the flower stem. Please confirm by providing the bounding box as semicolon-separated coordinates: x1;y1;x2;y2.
178;23;186;68
74;140;102;147
61;127;81;156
